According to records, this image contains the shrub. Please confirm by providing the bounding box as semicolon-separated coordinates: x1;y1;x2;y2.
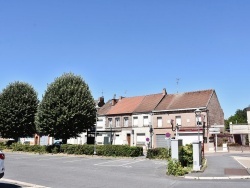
146;148;170;159
167;159;188;176
179;144;193;167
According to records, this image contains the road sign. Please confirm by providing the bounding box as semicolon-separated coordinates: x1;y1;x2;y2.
146;137;150;142
166;132;171;138
209;127;220;134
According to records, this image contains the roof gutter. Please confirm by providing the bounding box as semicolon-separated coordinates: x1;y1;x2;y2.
152;107;207;113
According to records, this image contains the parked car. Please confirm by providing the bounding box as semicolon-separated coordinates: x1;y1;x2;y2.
0;150;5;179
23;141;30;145
53;141;63;146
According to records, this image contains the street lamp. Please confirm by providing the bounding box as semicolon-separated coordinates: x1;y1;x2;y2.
94;107;99;155
195;108;202;142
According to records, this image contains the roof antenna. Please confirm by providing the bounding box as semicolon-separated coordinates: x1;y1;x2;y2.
124;90;127;97
101;90;104;97
176;78;180;93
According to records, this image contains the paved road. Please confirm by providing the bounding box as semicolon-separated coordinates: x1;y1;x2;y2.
1;151;250;188
185;151;250;179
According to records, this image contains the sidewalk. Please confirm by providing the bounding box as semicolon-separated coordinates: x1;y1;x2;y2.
184;151;250;180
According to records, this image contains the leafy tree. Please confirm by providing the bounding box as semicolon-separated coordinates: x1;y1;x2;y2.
0;82;39;141
36;73;96;144
225;109;247;130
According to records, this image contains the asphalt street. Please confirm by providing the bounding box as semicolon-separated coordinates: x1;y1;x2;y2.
0;151;250;188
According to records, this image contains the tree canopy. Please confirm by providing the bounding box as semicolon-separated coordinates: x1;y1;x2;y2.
225;108;247;130
36;73;96;143
0;82;39;141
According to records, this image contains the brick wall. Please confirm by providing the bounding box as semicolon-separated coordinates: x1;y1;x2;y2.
207;91;224;126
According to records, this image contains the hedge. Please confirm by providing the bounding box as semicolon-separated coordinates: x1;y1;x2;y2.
2;143;143;157
146;148;170;159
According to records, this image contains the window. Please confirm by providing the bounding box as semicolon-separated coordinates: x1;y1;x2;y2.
133;117;138;127
175;116;181;126
108;118;112;127
157;117;162;127
143;116;149;126
124;117;129;127
115;118;120;127
136;133;145;145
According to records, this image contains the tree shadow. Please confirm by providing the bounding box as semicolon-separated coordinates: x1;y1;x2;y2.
0;182;22;188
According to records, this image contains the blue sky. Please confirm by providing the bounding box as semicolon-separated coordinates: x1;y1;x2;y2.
0;0;250;119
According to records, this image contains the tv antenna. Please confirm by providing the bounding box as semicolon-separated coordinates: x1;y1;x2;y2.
176;78;180;93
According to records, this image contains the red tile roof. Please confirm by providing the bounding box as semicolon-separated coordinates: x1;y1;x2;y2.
133;93;165;113
106;96;145;115
154;89;214;111
98;99;118;115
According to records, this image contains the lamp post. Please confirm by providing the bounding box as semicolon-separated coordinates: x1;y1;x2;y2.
94;107;99;155
195;108;202;142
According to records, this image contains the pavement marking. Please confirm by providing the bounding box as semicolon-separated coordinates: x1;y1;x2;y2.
63;158;92;163
1;178;49;188
184;176;250;180
232;156;250;169
94;159;125;166
94;159;145;167
119;159;145;166
37;157;66;161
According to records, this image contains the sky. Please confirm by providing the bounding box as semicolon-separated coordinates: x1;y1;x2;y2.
0;0;250;119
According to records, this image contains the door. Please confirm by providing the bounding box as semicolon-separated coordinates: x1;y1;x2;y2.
104;136;109;145
127;134;131;146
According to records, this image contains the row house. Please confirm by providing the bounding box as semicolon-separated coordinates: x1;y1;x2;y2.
152;89;224;147
96;89;224;149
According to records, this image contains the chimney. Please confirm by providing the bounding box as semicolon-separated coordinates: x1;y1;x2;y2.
162;88;167;95
112;94;117;106
98;97;105;107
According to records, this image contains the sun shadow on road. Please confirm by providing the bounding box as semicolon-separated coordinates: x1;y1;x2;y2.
0;182;22;188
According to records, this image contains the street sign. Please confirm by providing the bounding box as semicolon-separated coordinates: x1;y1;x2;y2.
166;132;171;138
209;127;220;134
146;137;150;142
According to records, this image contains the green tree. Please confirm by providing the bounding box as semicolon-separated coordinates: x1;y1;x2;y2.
225;109;247;130
36;73;96;144
0;82;39;141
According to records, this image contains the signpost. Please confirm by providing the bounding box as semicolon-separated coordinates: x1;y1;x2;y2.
209;127;220;152
146;137;150;149
165;132;171;149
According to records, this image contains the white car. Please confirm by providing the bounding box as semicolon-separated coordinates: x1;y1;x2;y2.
0;150;5;179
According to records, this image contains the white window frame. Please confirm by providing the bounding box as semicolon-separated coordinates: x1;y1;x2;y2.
133;116;138;127
175;116;182;126
157;117;162;127
115;118;120;127
143;116;149;126
108;118;112;127
124;117;129;127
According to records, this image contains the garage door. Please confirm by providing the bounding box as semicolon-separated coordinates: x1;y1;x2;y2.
178;133;203;146
156;134;169;148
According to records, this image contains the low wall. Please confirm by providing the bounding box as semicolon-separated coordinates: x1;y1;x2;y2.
228;146;250;152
